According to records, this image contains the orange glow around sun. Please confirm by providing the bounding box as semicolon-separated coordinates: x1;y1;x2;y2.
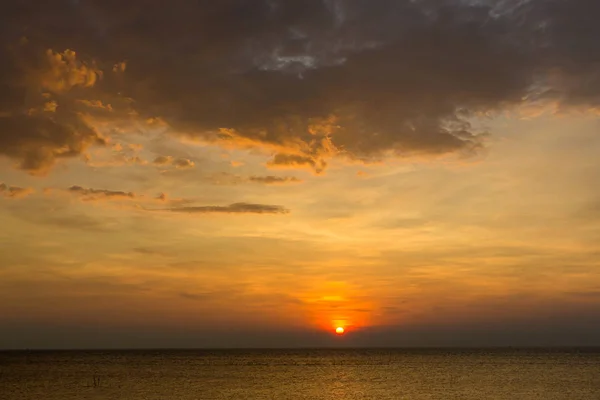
335;327;345;335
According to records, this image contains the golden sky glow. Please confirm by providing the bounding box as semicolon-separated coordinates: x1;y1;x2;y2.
1;1;600;348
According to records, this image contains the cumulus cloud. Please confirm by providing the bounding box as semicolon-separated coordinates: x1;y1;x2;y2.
249;176;302;184
2;0;600;172
0;183;34;199
168;203;290;215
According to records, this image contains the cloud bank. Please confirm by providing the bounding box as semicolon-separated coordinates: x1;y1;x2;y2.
1;0;600;173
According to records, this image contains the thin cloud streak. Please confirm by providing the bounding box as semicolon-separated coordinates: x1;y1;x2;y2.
167;203;290;215
249;176;302;185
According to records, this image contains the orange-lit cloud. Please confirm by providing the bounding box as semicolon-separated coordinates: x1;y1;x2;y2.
0;46;106;174
39;49;101;94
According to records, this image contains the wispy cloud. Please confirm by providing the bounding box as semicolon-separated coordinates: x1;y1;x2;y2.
45;185;163;205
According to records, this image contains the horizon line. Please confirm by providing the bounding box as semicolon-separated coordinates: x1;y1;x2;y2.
3;346;600;352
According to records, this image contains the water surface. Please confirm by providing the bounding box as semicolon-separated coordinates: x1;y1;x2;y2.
2;348;599;399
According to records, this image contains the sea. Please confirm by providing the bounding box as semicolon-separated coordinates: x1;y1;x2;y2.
1;348;599;399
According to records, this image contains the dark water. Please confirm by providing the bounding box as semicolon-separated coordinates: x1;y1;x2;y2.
1;349;599;399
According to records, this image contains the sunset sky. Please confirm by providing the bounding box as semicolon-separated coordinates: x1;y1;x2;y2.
1;0;600;349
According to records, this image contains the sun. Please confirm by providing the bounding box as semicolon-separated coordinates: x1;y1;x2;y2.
335;327;345;335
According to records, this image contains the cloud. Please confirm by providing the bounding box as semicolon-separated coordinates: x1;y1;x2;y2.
40;49;101;94
172;158;195;169
0;45;106;174
168;203;290;215
206;172;302;186
156;193;168;202
267;153;327;174
76;99;113;112
153;156;195;169
0;183;34;199
84;140;148;167
92;0;531;170
0;113;106;174
2;0;600;173
46;186;197;208
66;185;135;201
86;154;146;167
153;156;172;166
249;176;302;185
522;0;600;107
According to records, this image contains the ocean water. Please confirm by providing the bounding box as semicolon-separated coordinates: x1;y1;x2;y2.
1;349;599;399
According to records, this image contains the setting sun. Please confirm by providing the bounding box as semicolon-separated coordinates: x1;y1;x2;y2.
335;327;345;335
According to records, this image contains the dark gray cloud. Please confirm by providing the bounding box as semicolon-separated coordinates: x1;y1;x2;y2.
523;0;600;106
0;112;106;174
1;0;599;173
169;203;290;215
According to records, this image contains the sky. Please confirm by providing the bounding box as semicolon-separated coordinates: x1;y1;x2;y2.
1;0;600;349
